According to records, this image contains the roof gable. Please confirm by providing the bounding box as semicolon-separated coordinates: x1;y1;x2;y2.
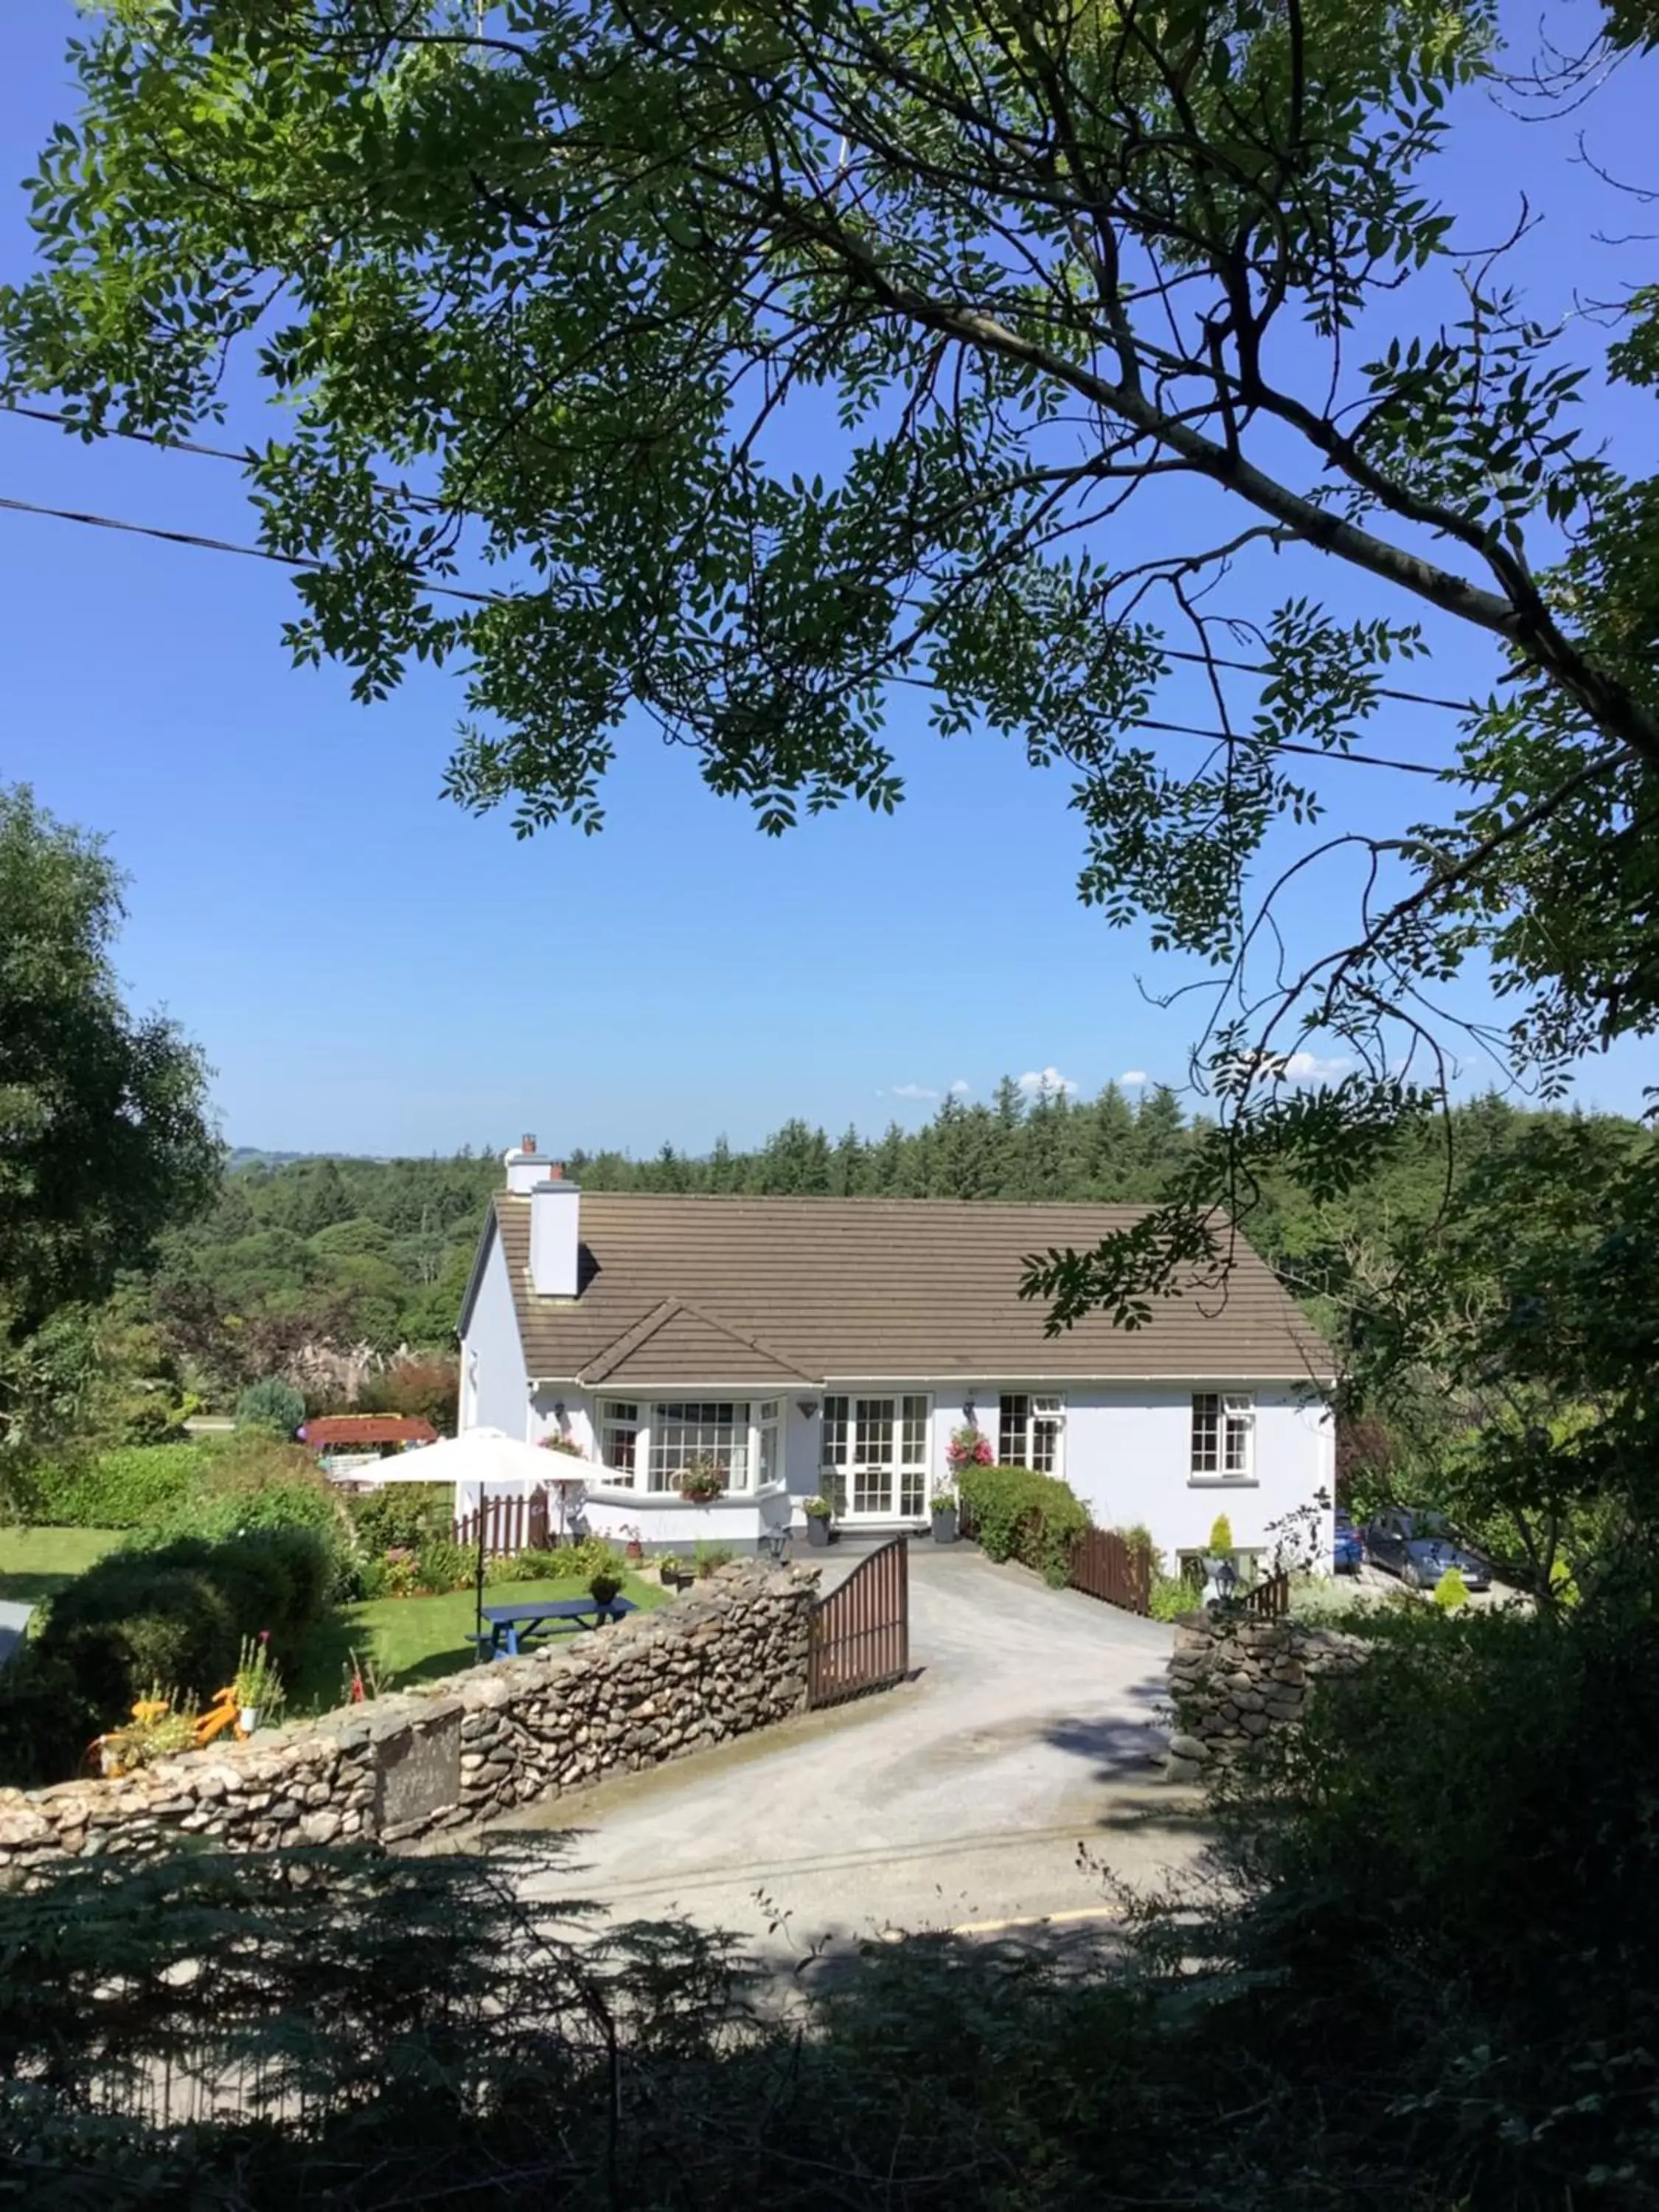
485;1192;1332;1385
582;1298;815;1387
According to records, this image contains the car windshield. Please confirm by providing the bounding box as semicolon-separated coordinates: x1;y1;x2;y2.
1414;1512;1451;1537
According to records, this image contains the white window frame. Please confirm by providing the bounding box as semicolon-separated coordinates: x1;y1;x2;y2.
591;1399;789;1497
998;1392;1066;1476
1190;1391;1256;1484
598;1399;641;1486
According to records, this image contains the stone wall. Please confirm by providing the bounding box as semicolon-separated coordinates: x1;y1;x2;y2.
0;1562;818;1882
1164;1608;1368;1783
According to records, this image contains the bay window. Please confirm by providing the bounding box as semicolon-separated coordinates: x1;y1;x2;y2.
591;1399;785;1495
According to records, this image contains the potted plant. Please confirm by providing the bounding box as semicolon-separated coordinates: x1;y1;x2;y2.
676;1455;725;1503
616;1522;644;1563
802;1494;833;1548
930;1488;959;1544
946;1422;993;1478
233;1632;284;1735
92;1688;197;1777
588;1568;623;1609
657;1554;693;1589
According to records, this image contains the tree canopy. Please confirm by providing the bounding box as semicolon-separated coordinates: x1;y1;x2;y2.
0;786;220;1455
2;1;1657;1315
0;787;219;1334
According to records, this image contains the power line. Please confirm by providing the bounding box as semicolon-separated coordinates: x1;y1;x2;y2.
1;400;1483;716
0;485;1466;778
0;490;499;606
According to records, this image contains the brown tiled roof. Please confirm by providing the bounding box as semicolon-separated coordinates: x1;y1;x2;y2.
489;1194;1331;1385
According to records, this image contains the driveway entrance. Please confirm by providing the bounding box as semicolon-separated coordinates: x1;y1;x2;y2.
507;1545;1205;1951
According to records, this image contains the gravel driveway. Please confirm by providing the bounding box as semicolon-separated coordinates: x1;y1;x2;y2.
506;1546;1206;1955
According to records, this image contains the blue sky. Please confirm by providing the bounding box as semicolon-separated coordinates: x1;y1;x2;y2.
1;4;1652;1155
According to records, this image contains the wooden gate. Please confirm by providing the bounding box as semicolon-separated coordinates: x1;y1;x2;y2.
807;1538;910;1708
453;1489;550;1558
1068;1527;1152;1615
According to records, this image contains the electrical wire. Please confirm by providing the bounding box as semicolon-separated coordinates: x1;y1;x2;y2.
0;484;1469;778
1;399;1484;716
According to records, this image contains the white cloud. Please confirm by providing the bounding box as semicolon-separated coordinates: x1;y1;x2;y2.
1222;1048;1352;1088
1016;1066;1080;1098
890;1082;940;1102
1118;1069;1150;1088
1281;1051;1351;1084
948;1078;973;1096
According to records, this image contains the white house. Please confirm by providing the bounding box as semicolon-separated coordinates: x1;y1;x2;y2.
456;1138;1335;1571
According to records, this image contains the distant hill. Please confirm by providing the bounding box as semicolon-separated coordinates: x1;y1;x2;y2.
226;1147;365;1172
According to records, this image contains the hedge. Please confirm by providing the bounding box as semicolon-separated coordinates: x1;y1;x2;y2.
958;1464;1092;1587
7;1441;211;1528
34;1526;333;1745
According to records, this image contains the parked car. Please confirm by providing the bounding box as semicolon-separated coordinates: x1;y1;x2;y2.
1361;1509;1490;1592
1333;1512;1364;1574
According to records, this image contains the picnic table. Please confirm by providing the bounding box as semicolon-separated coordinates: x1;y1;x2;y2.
479;1596;636;1658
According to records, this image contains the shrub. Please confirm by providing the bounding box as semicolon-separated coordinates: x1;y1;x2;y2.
355;1356;459;1433
509;1547;570;1581
236;1378;307;1436
413;1539;474;1595
557;1537;625;1583
7;1440;209;1528
957;1464;1091;1586
347;1482;455;1554
1432;1563;1470;1610
142;1433;365;1602
35;1527;332;1750
1208;1513;1234;1555
0;1646;91;1789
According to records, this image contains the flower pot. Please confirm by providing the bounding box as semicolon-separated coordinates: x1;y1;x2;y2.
625;1542;644;1562
589;1579;622;1609
239;1707;261;1736
931;1505;959;1545
806;1515;831;1549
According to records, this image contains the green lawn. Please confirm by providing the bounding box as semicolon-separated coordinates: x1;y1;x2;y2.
0;1525;122;1607
291;1571;672;1711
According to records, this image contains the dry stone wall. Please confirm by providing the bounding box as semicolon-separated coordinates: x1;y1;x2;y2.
0;1562;816;1883
1165;1608;1368;1782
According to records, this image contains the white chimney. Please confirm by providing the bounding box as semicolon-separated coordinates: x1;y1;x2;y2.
529;1162;581;1298
504;1133;543;1195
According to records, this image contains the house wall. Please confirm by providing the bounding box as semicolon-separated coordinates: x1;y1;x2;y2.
460;1223;532;1440
505;1375;1332;1564
1053;1384;1333;1562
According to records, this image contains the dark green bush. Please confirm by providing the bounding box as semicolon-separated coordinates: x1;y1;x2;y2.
958;1464;1091;1585
34;1527;332;1752
235;1377;307;1435
0;1646;92;1788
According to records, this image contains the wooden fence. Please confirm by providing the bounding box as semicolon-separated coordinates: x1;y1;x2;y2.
1068;1526;1152;1615
1242;1569;1291;1618
453;1489;549;1559
807;1538;910;1708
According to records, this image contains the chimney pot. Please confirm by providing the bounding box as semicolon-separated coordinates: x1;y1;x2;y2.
549;1162;563;1180
521;1132;537;1154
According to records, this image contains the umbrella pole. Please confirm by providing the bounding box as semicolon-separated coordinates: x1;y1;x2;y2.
474;1485;487;1655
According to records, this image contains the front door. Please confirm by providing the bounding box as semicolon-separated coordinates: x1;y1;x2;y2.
824;1394;929;1521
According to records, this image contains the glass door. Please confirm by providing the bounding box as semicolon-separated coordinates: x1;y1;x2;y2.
824;1394;931;1519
